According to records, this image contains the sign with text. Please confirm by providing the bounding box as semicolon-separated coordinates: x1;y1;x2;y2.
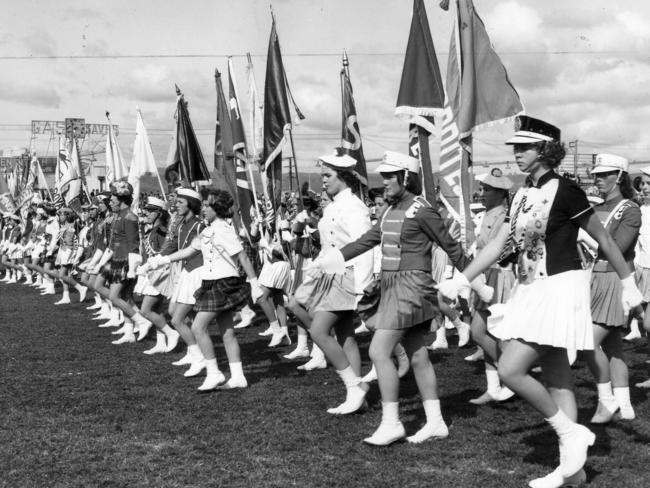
31;120;119;137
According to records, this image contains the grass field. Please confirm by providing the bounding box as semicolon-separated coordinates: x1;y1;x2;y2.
1;279;650;488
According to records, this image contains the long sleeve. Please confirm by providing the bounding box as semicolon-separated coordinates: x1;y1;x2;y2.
340;221;381;261
416;206;471;272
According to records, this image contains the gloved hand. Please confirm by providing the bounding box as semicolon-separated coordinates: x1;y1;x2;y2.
471;274;494;303
147;254;171;270
318;248;346;275
621;275;643;314
437;272;471;301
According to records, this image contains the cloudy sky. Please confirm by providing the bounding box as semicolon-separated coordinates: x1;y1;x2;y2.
2;0;650;178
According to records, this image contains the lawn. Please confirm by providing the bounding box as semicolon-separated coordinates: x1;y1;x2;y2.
1;279;649;487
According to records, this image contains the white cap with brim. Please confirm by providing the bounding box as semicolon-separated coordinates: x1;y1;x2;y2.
144;196;167;211
176;188;201;203
376;151;420;173
318;153;357;170
505;133;554;144
591;153;629;174
640;166;650;177
477;168;514;191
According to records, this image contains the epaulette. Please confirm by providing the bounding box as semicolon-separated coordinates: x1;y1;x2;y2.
405;195;431;218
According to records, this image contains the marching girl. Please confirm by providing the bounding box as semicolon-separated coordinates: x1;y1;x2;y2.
256;236;292;348
438;117;643;487
320;151;487;445
4;214;23;283
39;204;60;295
157;188;206;375
26;205;48;288
133;196;180;354
85;193;120;324
91;181;150;344
19;207;35;284
76;201;100;301
0;214;10;280
581;154;640;422
145;189;262;391
295;152;375;414
634;167;650;388
287;190;331;370
53;207;87;305
467;170;516;405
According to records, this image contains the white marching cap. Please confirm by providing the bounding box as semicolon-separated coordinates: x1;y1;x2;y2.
144;196;167;211
591;153;629;174
318;153;357;169
175;188;202;202
376;150;420;173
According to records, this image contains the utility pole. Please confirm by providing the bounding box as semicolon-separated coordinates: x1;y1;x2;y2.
568;139;578;178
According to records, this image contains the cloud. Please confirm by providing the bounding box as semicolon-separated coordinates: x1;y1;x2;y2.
0;81;61;107
20;30;57;57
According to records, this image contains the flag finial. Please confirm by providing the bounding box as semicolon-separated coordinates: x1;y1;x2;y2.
105;111;110;119
342;49;349;67
175;84;181;96
440;0;450;10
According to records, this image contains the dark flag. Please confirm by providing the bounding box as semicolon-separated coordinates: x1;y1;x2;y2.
228;58;255;234
214;69;239;226
165;86;211;186
438;0;523;247
340;52;368;192
262;17;293;227
395;0;445;205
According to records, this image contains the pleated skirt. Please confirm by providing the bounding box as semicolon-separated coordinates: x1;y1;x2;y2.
591;270;626;328
293;267;357;313
487;269;593;353
635;266;650;303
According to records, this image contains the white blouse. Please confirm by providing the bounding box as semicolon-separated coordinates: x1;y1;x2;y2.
191;218;243;280
319;187;374;294
636;205;650;268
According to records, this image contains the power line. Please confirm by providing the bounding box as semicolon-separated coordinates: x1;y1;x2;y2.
0;50;643;61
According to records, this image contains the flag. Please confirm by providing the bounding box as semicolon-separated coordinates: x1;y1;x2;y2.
340;52;368;191
55;137;82;212
105;112;129;184
65;140;84;213
164;86;211;186
229;58;255;233
35;158;50;193
262;17;293;227
246;52;264;164
0;174;16;214
128;109;163;211
395;0;445;205
14;154;38;209
214;68;238;219
438;0;524;247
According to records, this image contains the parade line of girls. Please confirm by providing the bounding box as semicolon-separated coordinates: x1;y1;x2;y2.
2;115;650;488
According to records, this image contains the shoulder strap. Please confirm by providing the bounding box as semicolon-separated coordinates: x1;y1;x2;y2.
604;199;629;229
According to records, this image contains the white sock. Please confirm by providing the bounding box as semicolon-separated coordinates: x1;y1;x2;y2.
229;361;245;380
435;327;446;342
613;386;633;410
188;344;203;360
422;399;444;424
485;368;501;396
132;312;146;324
162;325;175;336
337;366;361;389
596;381;616;407
296;333;308;350
205;358;220;375
451;316;463;329
545;409;575;437
311;343;324;360
381;401;400;425
270;320;280;333
155;331;166;347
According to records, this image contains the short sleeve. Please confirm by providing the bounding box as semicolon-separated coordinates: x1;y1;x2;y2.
563;181;593;226
220;224;243;256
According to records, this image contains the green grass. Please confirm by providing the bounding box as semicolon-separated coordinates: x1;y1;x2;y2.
1;278;650;487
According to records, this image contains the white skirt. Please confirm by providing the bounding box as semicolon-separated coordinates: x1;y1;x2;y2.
487;269;593;353
170;267;202;305
636;266;650;303
55;247;75;266
134;274;161;297
258;260;292;292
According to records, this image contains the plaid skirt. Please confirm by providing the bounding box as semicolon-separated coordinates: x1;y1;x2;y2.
101;258;131;284
193;276;250;314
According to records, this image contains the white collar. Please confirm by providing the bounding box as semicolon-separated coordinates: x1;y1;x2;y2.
332;188;352;203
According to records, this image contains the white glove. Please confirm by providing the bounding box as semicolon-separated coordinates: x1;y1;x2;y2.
621;275;643;314
135;262;150;277
577;228;599;252
127;253;142;279
471;274;494;303
318;248;346;275
148;254;171;270
250;278;263;303
437;272;471;301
